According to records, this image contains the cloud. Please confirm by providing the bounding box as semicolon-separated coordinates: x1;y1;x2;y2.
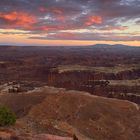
85;16;102;26
0;0;140;41
30;32;140;41
0;11;36;29
135;19;140;24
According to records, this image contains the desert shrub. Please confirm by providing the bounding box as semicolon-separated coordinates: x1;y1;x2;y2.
0;106;16;126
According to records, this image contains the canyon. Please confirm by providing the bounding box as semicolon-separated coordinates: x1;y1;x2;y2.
0;44;140;140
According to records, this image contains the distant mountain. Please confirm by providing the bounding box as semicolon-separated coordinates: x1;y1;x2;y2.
89;44;139;48
84;44;140;53
0;44;139;51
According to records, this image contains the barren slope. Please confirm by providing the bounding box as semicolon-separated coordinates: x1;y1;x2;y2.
0;86;139;140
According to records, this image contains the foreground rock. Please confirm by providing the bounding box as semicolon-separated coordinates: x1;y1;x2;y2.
0;129;73;140
34;134;73;140
0;86;140;140
26;91;140;140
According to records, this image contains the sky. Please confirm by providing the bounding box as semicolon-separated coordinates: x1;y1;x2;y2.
0;0;140;46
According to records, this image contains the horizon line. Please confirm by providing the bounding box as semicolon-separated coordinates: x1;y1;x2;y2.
0;43;140;47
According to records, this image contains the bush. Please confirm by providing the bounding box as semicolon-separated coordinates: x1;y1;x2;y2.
0;106;16;126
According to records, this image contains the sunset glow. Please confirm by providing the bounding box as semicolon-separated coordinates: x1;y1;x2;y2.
0;0;140;46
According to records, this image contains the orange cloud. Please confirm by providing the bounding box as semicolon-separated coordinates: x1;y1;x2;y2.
39;7;65;22
0;11;36;29
39;7;46;12
39;25;64;31
103;26;128;31
55;32;77;39
52;8;65;22
56;15;65;22
39;7;63;14
51;7;63;15
85;16;102;26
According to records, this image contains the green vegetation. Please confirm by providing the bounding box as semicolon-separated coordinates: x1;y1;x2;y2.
0;106;16;126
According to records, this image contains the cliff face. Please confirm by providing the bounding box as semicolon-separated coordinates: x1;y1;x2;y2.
46;71;140;104
0;66;139;104
47;69;140;85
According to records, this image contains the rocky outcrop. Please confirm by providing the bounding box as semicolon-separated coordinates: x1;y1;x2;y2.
27;91;140;140
0;86;140;140
108;92;140;104
34;134;73;140
0;128;19;140
0;128;73;140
